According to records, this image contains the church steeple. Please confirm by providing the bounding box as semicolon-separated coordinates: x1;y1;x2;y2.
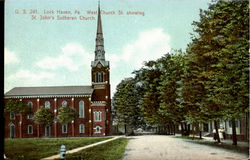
91;0;109;68
95;0;105;61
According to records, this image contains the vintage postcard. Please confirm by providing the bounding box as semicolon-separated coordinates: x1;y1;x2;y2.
4;0;249;159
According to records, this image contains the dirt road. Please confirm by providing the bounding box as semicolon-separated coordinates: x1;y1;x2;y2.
122;135;248;160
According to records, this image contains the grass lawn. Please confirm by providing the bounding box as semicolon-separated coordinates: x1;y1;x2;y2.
4;137;111;160
56;138;129;160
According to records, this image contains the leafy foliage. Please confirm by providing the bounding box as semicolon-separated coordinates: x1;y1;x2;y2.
57;106;78;124
158;51;186;124
113;78;145;129
134;60;165;125
5;99;31;114
112;0;249;142
34;106;54;125
183;0;249;143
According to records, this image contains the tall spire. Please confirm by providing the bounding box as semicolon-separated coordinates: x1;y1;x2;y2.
95;0;105;61
97;0;102;34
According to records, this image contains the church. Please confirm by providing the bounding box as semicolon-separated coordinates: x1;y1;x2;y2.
4;3;111;138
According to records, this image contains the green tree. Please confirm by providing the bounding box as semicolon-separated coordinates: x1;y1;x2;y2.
5;99;31;114
204;0;249;145
133;61;165;127
57;106;78;124
185;0;249;144
34;106;54;125
113;78;145;134
157;51;188;135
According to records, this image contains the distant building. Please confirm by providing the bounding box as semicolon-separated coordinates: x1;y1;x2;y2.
4;3;111;138
176;116;249;141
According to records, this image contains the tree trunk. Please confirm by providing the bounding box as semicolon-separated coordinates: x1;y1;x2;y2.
124;123;127;135
214;120;220;143
192;123;195;139
116;122;119;134
246;112;249;141
181;123;184;136
199;123;202;139
184;123;187;136
231;118;237;145
173;124;176;135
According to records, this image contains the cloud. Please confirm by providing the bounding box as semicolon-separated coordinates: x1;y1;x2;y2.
106;53;120;69
4;48;19;65
7;69;55;82
121;28;171;68
109;28;171;97
5;69;55;93
36;43;92;71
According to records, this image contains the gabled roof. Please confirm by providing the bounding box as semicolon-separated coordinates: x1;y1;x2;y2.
5;86;93;98
91;60;109;68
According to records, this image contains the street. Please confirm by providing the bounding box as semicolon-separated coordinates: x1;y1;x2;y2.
122;135;248;160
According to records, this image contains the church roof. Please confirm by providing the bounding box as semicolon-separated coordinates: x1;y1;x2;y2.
5;86;93;98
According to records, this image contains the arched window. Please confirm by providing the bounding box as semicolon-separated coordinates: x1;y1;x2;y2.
100;72;105;82
79;101;84;118
45;101;50;108
100;72;103;82
98;73;101;82
95;72;98;82
95;126;101;133
27;101;33;108
79;124;85;133
62;100;67;107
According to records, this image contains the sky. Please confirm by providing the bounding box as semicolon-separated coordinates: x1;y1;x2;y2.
4;0;211;98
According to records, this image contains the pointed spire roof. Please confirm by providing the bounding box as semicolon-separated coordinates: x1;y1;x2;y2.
94;0;105;61
91;0;109;68
97;0;103;34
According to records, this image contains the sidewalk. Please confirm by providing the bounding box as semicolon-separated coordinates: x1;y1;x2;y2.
175;134;249;151
41;136;120;160
201;136;249;148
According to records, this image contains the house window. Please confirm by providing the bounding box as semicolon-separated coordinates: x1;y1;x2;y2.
45;101;50;108
79;101;84;118
27;101;33;108
95;126;101;133
79;124;85;133
10;112;15;120
27;114;33;119
62;100;67;107
62;124;67;133
94;111;102;122
28;125;33;134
